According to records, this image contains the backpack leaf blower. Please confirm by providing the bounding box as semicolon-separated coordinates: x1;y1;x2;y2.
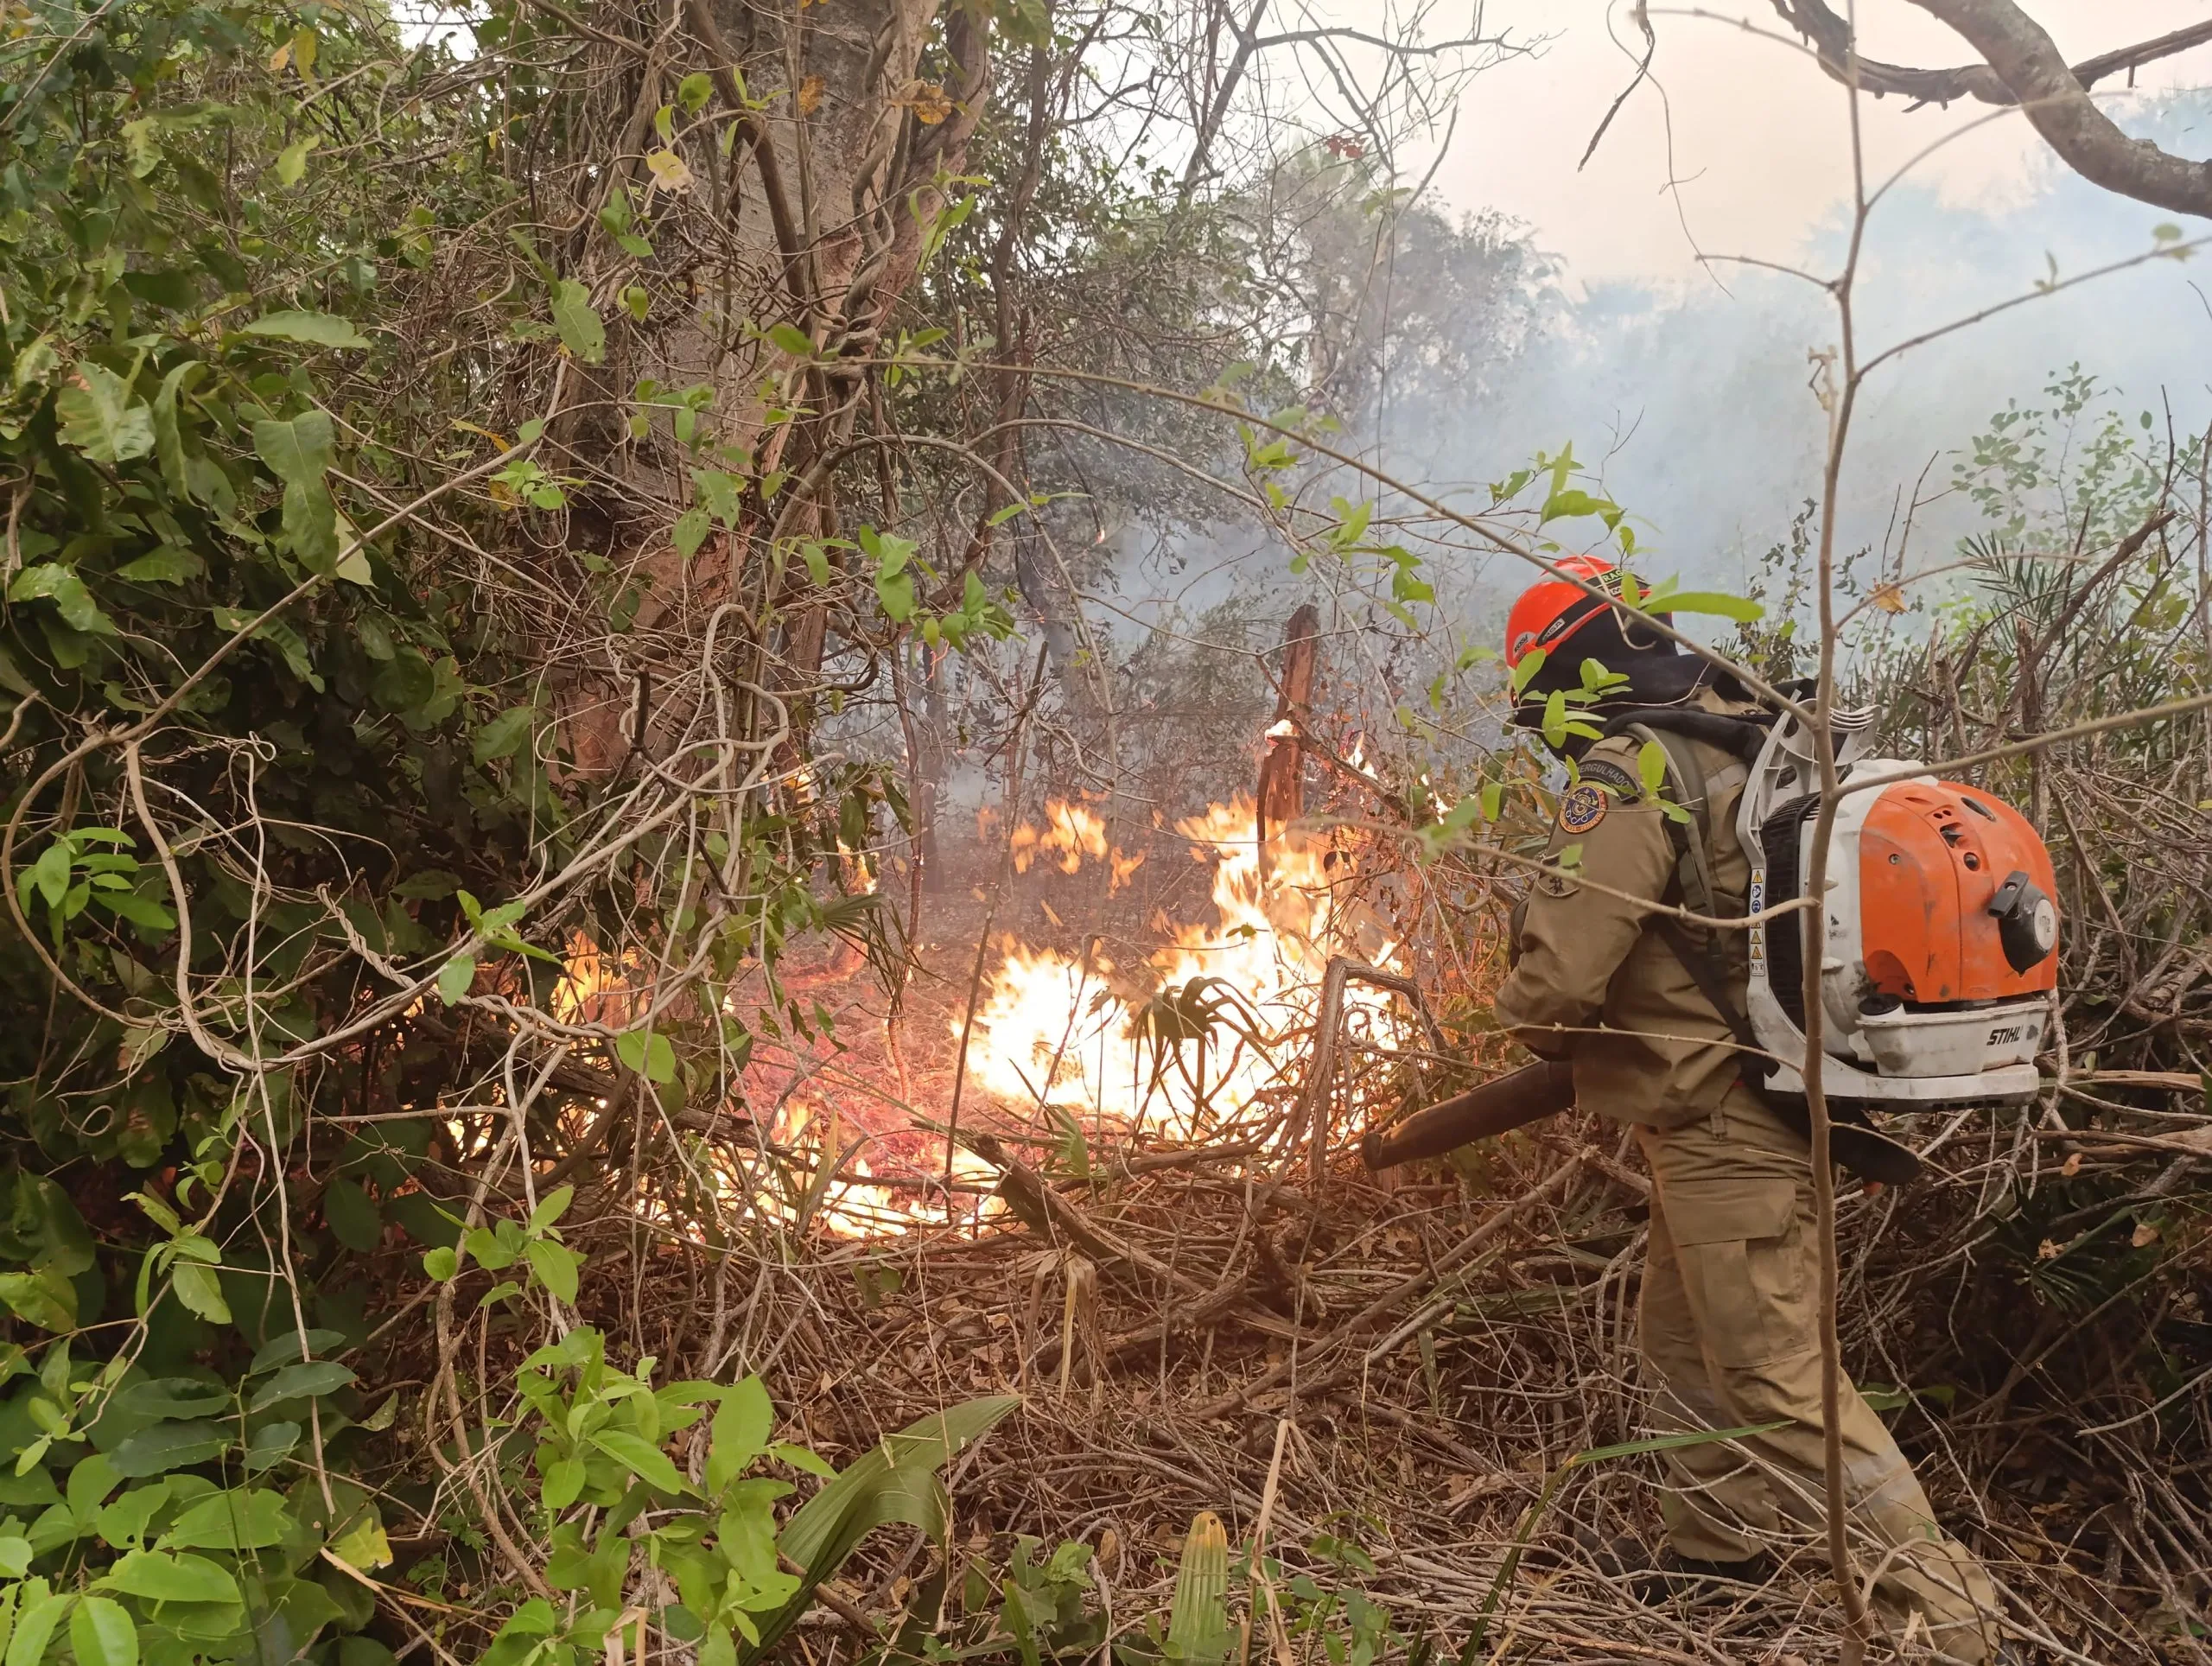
1740;703;2058;1104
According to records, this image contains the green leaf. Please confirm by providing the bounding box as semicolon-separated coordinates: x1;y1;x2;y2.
1637;741;1668;796
465;1226;518;1272
10;565;118;636
168;1261;230;1324
1166;1513;1230;1666
524;1240;582;1304
526;1186;575;1234
590;1429;689;1496
247;1361;355;1410
157;1488;296;1550
766;323;813;358
754;1396;1018;1660
212;606;319;688
708;1377;772;1493
0;1268;77;1332
473;706;537;766
551;280;606;364
671;507;712;562
422;1245;458;1281
109;1421;231;1478
542;1458;585;1510
327;1504;391;1571
273;132;319;185
243;311;369;349
1510;646;1548;695
99;1548;241;1605
324;1176;383;1253
694;468;743;527
56;362;155;463
252;410;339;571
874;567;915;623
8;1593;73;1666
769;1441;834;1478
678;71;713;112
1636;589;1763;622
614;1029;677;1084
115;547;206;584
94;890;175;933
24;843;70;914
437;952;476;1006
150;361;202;496
1538;486;1611;525
0;1536;29;1578
250;1328;347;1373
115;1379;229;1421
244;1422;300;1474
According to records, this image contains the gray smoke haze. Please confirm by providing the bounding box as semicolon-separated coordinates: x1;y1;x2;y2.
1389;93;2212;597
916;96;2212;822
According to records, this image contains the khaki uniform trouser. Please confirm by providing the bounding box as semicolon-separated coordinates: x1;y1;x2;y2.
1637;1088;2002;1664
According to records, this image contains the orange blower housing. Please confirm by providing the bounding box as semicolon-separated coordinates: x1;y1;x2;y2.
1857;782;2061;1008
1743;711;2060;1104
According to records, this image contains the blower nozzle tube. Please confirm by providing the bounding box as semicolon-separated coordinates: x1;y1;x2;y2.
1357;1060;1578;1169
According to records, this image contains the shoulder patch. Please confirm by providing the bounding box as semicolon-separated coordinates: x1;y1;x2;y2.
1558;781;1608;835
1536;864;1578;899
1580;759;1641;798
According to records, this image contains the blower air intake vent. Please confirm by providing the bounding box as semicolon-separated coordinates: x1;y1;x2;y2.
1759;795;1821;1031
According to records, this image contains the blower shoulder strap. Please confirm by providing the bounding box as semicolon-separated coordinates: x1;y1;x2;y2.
1620;720;1757;1063
1617;722;1722;923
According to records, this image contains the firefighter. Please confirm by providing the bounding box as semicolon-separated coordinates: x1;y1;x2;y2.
1491;556;2002;1663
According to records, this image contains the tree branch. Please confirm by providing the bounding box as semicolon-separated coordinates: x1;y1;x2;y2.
1770;0;2212;113
1766;0;2212;219
1905;0;2212;218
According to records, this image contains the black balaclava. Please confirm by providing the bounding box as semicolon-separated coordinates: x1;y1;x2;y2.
1510;603;1719;758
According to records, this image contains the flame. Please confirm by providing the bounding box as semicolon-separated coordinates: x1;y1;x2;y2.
1011;798;1106;875
772;1091;1005;1237
1006;798;1147;891
554;932;641;1027
961;797;1398;1132
836;840;877;895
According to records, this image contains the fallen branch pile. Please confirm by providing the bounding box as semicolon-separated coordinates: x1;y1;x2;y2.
372;1078;2212;1665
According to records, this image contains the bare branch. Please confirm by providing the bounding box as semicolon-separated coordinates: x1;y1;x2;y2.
1770;0;2212;113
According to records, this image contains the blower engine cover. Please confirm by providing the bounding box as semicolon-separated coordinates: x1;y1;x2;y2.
1742;712;2059;1104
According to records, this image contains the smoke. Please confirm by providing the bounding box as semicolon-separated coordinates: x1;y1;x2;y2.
944;96;2212;825
1388;92;2212;595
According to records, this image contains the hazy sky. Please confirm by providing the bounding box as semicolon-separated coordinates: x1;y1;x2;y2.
1411;2;2212;288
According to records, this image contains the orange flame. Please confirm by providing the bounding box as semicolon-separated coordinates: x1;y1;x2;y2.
962;797;1397;1131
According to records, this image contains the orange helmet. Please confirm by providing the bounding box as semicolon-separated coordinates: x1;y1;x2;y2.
1503;554;1624;671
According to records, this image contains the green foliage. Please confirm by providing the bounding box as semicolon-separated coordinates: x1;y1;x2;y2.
495;1348;1013;1666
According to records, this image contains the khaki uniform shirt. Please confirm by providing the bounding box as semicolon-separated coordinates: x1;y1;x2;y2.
1491;689;1760;1129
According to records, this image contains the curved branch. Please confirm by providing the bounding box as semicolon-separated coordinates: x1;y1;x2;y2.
1771;0;2212;114
1898;0;2212;217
